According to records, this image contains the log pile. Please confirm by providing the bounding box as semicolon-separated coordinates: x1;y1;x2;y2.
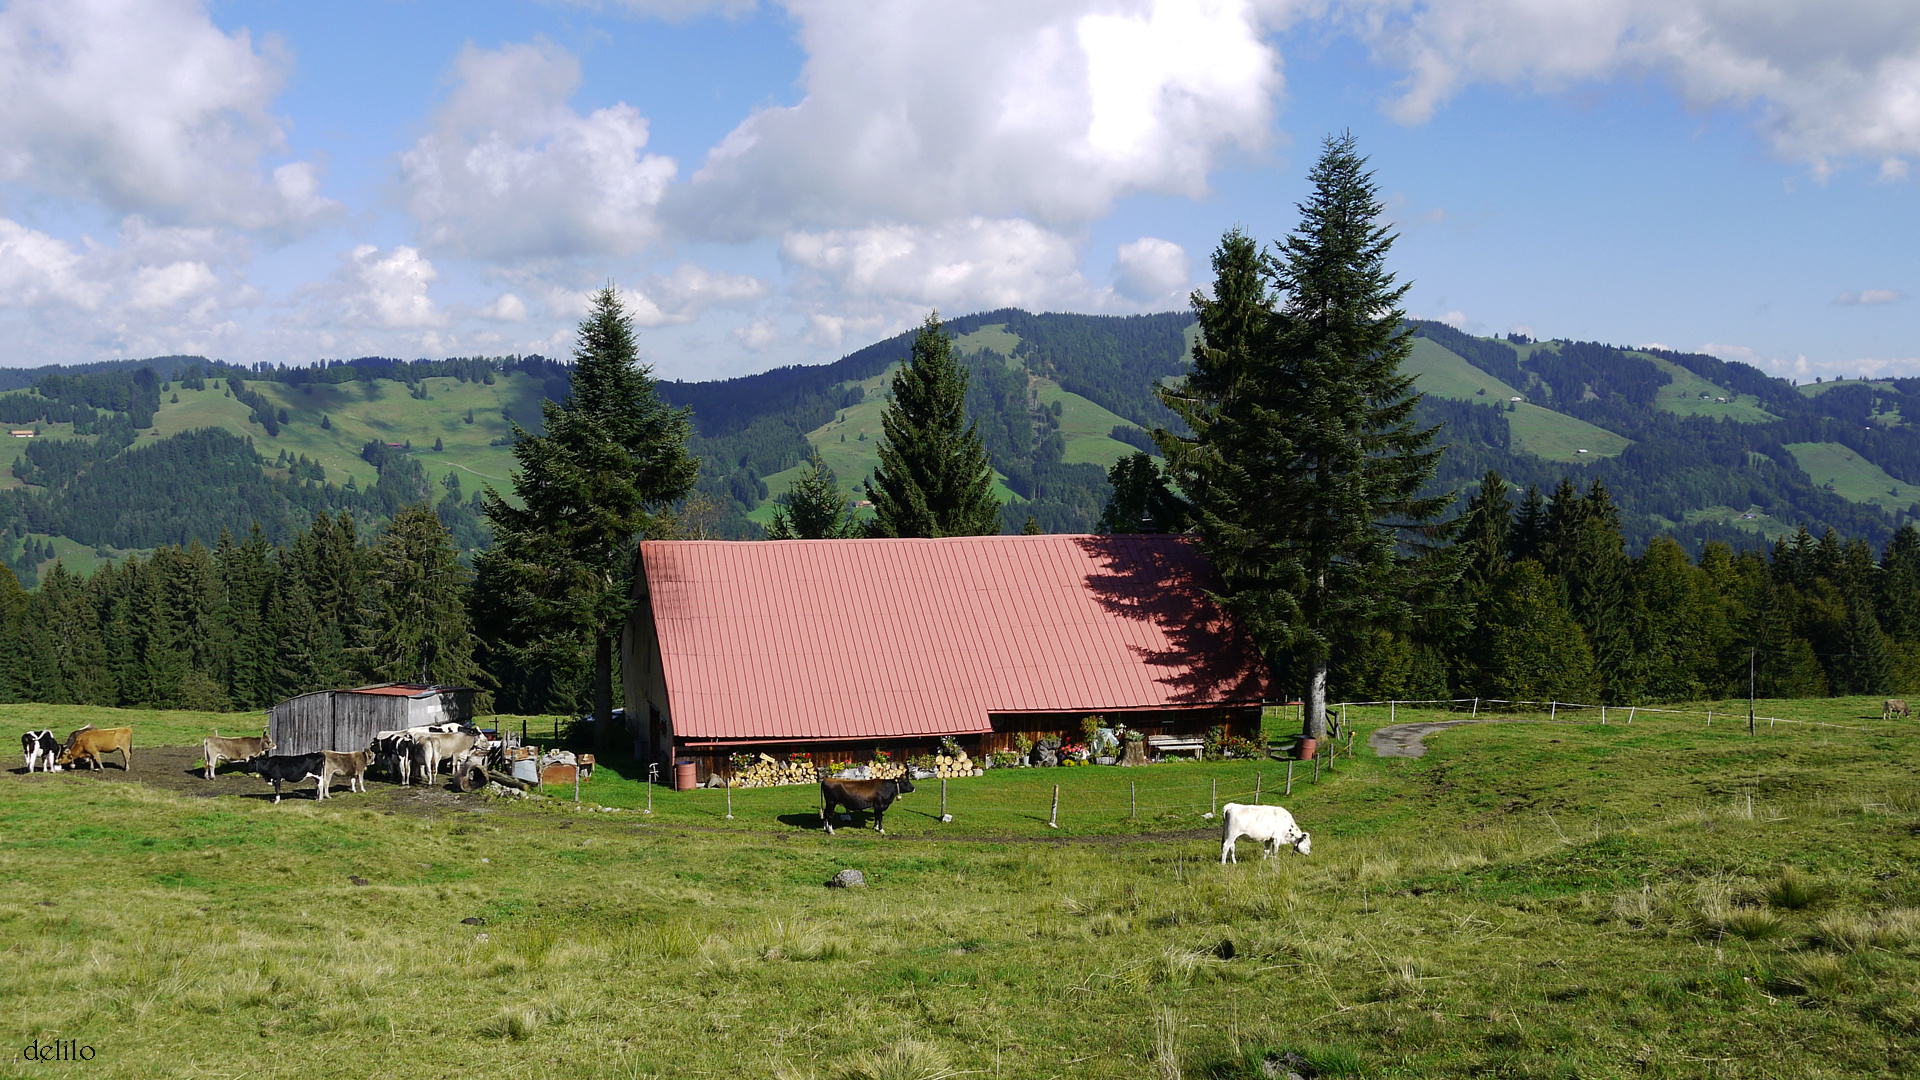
733;754;822;788
930;751;974;778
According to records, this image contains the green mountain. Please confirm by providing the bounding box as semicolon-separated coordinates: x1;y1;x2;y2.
3;312;1919;587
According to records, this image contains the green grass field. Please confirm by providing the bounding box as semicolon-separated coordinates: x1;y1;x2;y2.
1797;379;1895;398
1786;442;1920;511
1643;355;1776;423
1404;338;1524;402
2;696;1915;1077
1508;402;1631;463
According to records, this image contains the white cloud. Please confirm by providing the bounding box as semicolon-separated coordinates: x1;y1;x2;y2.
1702;342;1760;363
1834;288;1904;305
0;220;106;309
626;264;769;326
674;0;1280;238
327;245;443;330
0;0;339;231
129;262;219;311
1438;309;1468;329
1343;0;1920;172
399;41;678;262
1111;237;1192;306
734;314;783;350
782;217;1094;313
476;293;529;322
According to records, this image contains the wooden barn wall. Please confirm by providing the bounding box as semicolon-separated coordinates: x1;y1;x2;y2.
268;694;335;756
329;694;409;754
668;706;1262;782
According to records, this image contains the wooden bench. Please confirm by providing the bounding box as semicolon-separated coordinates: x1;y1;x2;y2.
1146;735;1206;759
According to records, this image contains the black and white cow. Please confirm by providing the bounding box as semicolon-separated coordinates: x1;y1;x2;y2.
21;730;60;773
240;753;328;803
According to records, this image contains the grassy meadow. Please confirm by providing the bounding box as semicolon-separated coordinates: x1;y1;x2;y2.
0;697;1916;1078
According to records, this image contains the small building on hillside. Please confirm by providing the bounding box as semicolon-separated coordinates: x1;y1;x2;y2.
268;683;478;756
622;534;1270;781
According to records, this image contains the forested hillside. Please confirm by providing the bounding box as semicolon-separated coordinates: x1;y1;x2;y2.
3;313;1920;589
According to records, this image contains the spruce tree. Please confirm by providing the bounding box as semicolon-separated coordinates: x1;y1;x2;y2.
1097;452;1187;534
1157;134;1448;741
358;504;482;687
767;453;856;539
478;285;696;755
866;313;1000;538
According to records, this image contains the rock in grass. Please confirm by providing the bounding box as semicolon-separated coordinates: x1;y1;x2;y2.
349;876;369;886
826;869;866;889
461;916;486;926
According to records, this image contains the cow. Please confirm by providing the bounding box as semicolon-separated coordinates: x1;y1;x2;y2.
56;726;132;772
1219;803;1311;864
406;730;477;788
372;723;472;785
314;749;373;799
240;753;328;803
820;776;915;835
202;729;274;779
1884;699;1910;720
21;730;60;773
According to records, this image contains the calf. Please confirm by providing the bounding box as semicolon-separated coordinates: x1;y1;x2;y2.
21;730;60;773
314;749;373;800
203;729;274;779
241;753;327;803
820;776;915;835
1219;803;1311;864
56;726;132;772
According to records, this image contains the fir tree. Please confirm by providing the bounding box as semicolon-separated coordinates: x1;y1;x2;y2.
357;504;482;687
1509;484;1547;563
477;285;696;755
866;313;1000;538
767;453;856;539
1097;452;1186;534
1157;134;1448;741
1481;560;1600;703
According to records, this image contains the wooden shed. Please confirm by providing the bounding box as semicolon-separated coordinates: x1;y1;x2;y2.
267;683;478;756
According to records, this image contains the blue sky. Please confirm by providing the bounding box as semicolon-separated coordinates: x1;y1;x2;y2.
0;0;1914;382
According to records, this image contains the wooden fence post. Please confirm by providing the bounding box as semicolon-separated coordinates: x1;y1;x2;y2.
1050;785;1059;830
1254;771;1262;804
1314;756;1319;783
941;778;950;822
1472;697;1479;718
1285;760;1293;796
1601;705;1607;724
1130;781;1137;820
1550;701;1557;721
1628;706;1635;724
724;779;733;820
1390;700;1396;723
1211;778;1217;817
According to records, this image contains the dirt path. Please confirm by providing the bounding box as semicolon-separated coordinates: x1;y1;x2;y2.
1367;717;1590;758
7;743;478;812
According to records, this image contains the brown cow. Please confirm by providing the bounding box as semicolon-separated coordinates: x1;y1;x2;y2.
57;726;132;772
820;776;915;835
315;749;373;799
1884;699;1910;720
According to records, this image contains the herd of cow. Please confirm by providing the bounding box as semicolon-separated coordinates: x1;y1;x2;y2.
21;722;489;803
22;726;1314;861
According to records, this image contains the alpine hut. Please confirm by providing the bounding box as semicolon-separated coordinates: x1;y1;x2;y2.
622;534;1270;781
267;683;478;756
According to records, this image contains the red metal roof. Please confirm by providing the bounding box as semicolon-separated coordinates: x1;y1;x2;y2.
638;534;1269;742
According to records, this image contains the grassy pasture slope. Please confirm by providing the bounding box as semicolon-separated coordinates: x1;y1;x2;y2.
1786;441;1920;511
3;698;1916;1077
1404;337;1630;463
1644;354;1777;422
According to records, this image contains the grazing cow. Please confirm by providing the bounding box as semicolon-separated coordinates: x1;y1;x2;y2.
240;753;328;803
1884;699;1910;720
314;749;373;799
203;729;274;779
56;727;132;772
820;776;915;835
21;730;60;773
1219;803;1311;864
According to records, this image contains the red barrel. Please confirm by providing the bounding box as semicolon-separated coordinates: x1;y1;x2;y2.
673;760;697;791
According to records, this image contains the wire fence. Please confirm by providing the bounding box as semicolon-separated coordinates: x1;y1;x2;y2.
1321;696;1874;735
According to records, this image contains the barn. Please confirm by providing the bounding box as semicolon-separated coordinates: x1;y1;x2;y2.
268;683;479;756
621;534;1270;781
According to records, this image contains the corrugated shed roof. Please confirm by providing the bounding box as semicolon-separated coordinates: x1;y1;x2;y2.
639;534;1269;741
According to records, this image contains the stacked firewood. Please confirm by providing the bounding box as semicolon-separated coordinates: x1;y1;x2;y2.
732;754;822;788
930;751;974;778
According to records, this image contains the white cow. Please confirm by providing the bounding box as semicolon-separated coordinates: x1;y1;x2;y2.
1219;803;1312;863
